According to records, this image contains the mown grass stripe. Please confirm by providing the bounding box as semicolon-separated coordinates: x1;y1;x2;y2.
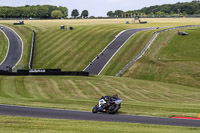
36;27;84;53
0;77;12;98
49;79;67;99
35;30;73;59
42;27;96;67
67;80;87;98
61;79;79;98
48;26;108;69
35;80;51;99
53;27;119;70
85;81;105;96
34;27;93;68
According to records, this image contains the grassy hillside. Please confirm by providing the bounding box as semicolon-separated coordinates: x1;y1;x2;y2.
123;28;200;88
33;24;123;70
0;30;8;64
0;75;200;118
1;115;200;133
1;18;200;71
29;18;200;71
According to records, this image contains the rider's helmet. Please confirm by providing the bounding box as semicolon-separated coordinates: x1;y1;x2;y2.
104;96;109;101
113;94;118;98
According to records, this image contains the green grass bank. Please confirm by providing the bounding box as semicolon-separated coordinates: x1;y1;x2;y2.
0;115;200;133
0;30;8;64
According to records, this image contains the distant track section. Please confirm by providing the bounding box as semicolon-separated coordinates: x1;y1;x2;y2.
0;25;23;70
116;24;200;77
0;104;200;127
84;28;155;75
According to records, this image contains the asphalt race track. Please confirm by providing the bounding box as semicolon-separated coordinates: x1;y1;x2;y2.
0;104;200;127
84;28;155;75
0;25;23;70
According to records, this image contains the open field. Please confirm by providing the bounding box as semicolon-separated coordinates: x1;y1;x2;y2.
0;76;200;118
0;115;200;133
122;27;200;88
0;30;8;64
1;18;200;71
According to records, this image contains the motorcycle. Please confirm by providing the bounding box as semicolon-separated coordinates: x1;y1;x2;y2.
92;95;122;114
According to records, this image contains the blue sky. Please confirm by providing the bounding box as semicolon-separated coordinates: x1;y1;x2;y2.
0;0;191;17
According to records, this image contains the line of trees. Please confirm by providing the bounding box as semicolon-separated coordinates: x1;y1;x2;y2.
107;1;200;18
0;5;68;19
71;9;89;19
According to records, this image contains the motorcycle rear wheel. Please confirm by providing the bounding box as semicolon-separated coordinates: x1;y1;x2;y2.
108;104;120;114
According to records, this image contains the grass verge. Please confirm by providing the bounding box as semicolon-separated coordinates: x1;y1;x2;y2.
0;115;200;133
0;30;8;64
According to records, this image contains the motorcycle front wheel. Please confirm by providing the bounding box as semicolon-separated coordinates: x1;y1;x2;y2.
92;105;99;113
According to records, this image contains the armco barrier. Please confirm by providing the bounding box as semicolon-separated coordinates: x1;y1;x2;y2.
29;30;36;69
116;25;200;77
157;25;200;33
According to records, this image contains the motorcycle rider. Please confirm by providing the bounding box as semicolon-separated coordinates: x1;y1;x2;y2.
100;95;118;108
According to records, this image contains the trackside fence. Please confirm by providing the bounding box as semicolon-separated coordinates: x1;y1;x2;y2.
116;25;200;77
29;30;36;69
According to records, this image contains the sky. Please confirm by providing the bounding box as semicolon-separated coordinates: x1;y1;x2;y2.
0;0;192;17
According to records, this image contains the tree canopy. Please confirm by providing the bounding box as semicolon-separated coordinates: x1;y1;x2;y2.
71;9;79;18
0;5;68;18
51;10;63;19
81;10;89;19
107;11;114;18
107;1;200;18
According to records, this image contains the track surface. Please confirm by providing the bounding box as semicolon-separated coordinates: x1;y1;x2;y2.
0;105;200;127
0;25;22;70
84;28;155;75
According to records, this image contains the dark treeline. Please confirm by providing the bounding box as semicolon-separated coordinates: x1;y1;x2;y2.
107;1;200;17
0;5;68;19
